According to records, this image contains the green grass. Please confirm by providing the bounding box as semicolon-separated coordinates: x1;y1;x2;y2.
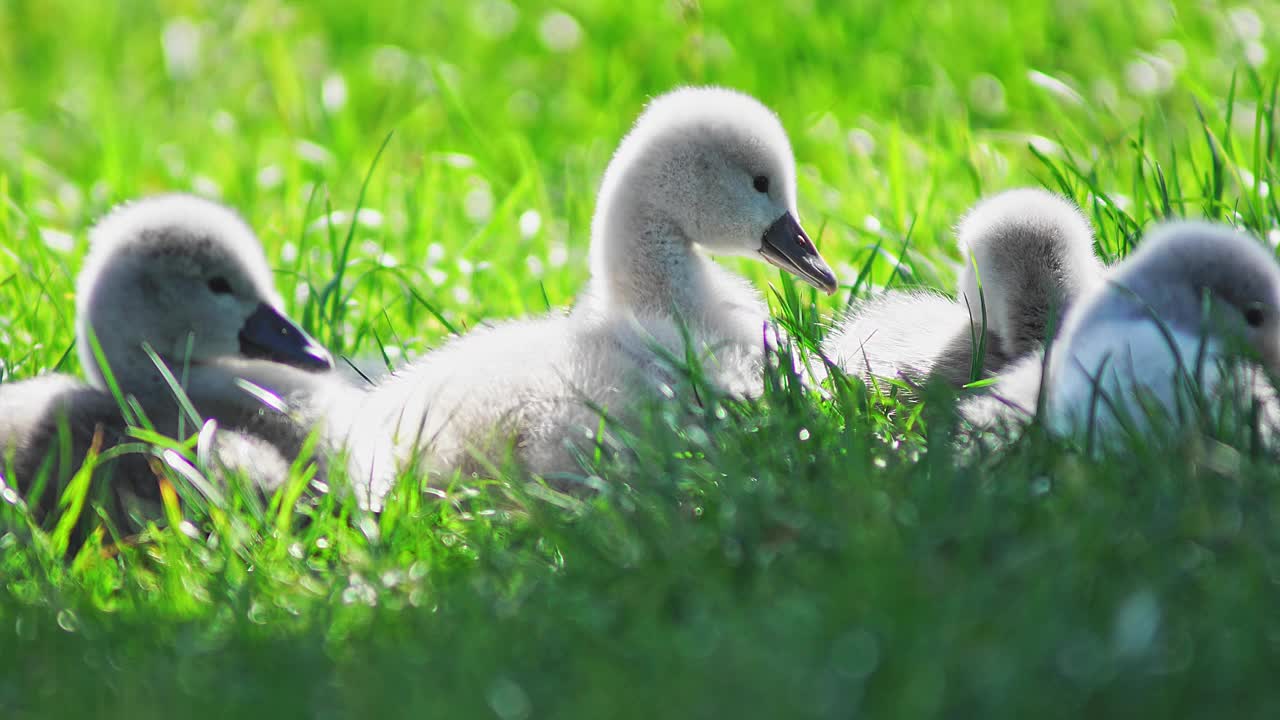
3;0;1280;716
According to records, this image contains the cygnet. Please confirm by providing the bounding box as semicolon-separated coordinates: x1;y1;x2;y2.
0;194;336;533
342;86;837;503
825;188;1101;391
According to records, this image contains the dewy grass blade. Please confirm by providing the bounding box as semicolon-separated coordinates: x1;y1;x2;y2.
49;427;102;556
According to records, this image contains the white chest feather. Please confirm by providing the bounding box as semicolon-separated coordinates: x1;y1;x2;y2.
1046;319;1221;438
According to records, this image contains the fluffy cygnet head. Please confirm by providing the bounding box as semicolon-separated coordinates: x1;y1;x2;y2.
1043;221;1280;438
75;194;332;389
590;86;837;303
1088;221;1280;368
955;188;1102;358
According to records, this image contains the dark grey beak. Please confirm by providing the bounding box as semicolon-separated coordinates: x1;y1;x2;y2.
238;303;333;372
759;212;838;295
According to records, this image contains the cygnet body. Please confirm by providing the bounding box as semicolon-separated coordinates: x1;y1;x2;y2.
0;194;337;525
825;290;1002;390
825;188;1100;391
344;87;837;501
961;221;1280;443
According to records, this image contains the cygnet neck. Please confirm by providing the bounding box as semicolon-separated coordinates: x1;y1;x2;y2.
593;196;715;325
80;336;170;396
84;345;321;427
181;358;325;423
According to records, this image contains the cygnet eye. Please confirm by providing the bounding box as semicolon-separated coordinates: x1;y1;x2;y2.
752;175;770;193
207;276;233;295
1243;303;1267;328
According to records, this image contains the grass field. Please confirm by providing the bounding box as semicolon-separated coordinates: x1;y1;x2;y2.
3;0;1280;717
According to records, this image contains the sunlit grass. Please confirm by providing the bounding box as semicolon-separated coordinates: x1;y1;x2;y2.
2;0;1280;717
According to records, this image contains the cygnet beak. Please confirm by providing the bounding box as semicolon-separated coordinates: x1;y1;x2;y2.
238;303;333;372
760;212;838;295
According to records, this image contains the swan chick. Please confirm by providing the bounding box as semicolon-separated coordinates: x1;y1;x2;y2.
961;220;1280;442
346;86;836;501
825;188;1097;393
0;194;336;533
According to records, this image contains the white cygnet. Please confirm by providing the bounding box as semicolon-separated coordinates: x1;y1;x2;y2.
960;220;1280;444
342;86;837;503
825;188;1101;391
0;194;337;528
